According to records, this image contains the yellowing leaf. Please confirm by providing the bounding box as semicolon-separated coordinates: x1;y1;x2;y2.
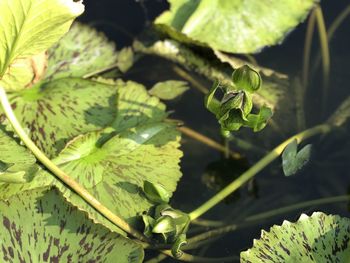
0;0;84;91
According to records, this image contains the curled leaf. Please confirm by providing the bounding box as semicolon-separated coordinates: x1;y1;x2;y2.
245;106;273;132
152;215;177;234
171;234;187;258
144;180;171;204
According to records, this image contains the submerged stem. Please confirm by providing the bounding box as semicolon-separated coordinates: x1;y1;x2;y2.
314;5;330;111
0;86;148;243
189;124;332;220
302;7;316;90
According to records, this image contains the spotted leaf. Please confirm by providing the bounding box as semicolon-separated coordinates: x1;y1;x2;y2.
0;81;182;234
241;212;350;262
0;187;144;263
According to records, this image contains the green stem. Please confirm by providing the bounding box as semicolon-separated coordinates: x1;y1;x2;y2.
0;86;149;243
314;5;331;111
302;7;316;89
189;124;332;220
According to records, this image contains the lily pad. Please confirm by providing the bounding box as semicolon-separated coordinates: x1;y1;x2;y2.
1;78;118;157
0;187;144;263
0;130;37;183
241;212;350;262
155;0;318;53
0;0;84;91
149;80;189;100
282;139;312;176
45;23;121;80
0;81;183;234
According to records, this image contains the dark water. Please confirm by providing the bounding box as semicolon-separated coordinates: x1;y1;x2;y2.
80;1;350;261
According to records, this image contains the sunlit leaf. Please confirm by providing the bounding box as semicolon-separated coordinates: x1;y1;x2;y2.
282;139;312;176
0;0;84;91
241;212;350;262
0;187;144;263
0;81;183;234
149;80;189;100
1;79;117;157
155;0;318;53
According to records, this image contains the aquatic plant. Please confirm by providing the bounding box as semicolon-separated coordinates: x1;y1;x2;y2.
0;0;349;262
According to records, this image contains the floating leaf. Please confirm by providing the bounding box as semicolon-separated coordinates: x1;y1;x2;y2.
0;187;144;263
0;81;183;234
149;80;189;100
1;78;117;157
282;139;312;176
0;0;84;91
241;212;350;262
45;23;119;80
0;130;37;183
155;0;318;53
144;180;171;204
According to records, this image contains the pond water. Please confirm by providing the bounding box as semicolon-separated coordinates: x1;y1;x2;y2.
80;0;350;261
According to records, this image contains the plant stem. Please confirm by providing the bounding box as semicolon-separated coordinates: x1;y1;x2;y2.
302;7;316;89
189;124;332;220
0;86;149;243
314;5;330;111
172;65;208;94
178;126;242;159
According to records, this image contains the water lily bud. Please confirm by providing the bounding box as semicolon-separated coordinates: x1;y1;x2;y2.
232;65;261;93
143;181;170;204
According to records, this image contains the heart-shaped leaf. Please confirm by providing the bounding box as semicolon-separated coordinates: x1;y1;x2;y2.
241;212;350;262
282;139;312;176
0;0;84;91
155;0;318;53
0;187;144;263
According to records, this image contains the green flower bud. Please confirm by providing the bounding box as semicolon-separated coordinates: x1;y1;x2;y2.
232;65;261;93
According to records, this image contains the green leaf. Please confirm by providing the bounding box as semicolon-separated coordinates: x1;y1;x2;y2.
241;212;350;262
152;216;177;234
144;180;171;204
45;23;120;80
142;214;156;238
0;130;37;183
245;106;273;132
0;187;144;263
232;65;262;92
1;78;117;158
149;80;189;100
220;91;253;121
171;234;187;258
282;139;312;176
0;81;183;234
204;81;221;115
0;0;84;91
155;0;317;53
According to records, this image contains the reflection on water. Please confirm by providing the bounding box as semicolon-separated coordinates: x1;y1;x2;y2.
80;0;350;261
